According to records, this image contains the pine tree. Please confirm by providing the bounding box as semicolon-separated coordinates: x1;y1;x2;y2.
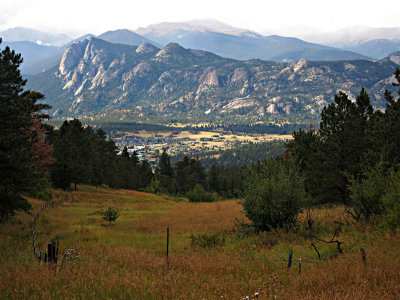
207;165;220;193
50;119;89;190
377;68;400;166
0;39;51;220
156;149;174;192
315;90;373;204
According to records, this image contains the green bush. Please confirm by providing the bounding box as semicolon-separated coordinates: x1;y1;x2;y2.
103;207;119;225
348;165;400;230
348;164;386;221
142;178;162;194
241;158;306;231
186;184;216;202
382;170;400;231
30;189;53;201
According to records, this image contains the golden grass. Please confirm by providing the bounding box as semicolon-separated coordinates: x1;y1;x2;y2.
134;130;291;144
1;186;399;299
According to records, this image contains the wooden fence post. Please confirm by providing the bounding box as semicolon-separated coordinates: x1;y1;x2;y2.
51;240;55;261
166;227;169;267
47;243;52;263
287;250;293;271
299;258;302;274
360;248;367;264
56;240;59;262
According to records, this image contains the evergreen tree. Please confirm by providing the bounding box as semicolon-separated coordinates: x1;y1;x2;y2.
156;149;174;192
121;146;130;158
50;119;88;190
0;39;51;220
315;90;373;204
242;158;306;231
285;126;321;200
175;157;207;194
137;160;154;189
207;165;220;193
157;149;174;177
94;129;118;188
376;68;400;166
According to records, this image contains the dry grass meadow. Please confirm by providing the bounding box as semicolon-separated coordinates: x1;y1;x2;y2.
1;186;400;299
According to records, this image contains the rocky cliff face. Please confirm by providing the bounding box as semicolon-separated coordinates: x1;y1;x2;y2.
27;38;400;124
389;51;400;65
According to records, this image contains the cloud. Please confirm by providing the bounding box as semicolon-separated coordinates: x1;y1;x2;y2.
0;0;399;35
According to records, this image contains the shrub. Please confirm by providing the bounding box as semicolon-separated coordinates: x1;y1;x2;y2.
142;178;162;194
348;164;386;221
186;184;216;202
30;189;53;201
103;207;119;224
382;169;400;231
241;158;306;231
348;165;400;230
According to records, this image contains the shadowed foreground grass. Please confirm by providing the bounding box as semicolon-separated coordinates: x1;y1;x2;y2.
1;185;399;299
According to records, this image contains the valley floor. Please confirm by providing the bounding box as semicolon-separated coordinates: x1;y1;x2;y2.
1;186;400;299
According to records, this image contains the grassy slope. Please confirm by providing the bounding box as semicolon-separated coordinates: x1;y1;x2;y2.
1;186;399;299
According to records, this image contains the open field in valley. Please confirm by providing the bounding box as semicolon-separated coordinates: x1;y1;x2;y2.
1;186;400;299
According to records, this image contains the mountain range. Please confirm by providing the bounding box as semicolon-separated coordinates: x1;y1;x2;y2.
2;22;400;76
134;22;370;62
278;26;400;59
1;22;400;125
25;37;400;125
0;23;378;75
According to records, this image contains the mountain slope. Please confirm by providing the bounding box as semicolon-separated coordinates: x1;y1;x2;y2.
27;38;398;125
300;26;400;47
98;29;161;48
343;39;400;59
2;41;60;74
297;26;400;59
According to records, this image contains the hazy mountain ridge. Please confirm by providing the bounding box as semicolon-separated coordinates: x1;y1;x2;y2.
1;41;60;73
0;27;71;46
293;26;400;59
1;23;377;77
27;38;400;124
134;22;370;62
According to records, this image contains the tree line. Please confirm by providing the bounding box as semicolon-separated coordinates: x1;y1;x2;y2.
172;141;286;169
48;119;153;191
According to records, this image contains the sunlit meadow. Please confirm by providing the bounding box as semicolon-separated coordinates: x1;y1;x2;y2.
1;186;399;299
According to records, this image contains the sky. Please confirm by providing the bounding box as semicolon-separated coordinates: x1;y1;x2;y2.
1;0;399;37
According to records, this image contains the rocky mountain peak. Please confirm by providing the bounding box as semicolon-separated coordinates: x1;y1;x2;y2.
389;51;400;65
59;39;89;76
156;42;187;57
136;42;159;54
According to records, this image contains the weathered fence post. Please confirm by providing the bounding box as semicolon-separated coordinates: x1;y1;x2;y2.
287;250;293;271
360;248;367;264
166;227;169;267
56;240;59;262
47;243;52;263
51;240;56;262
299;257;302;274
